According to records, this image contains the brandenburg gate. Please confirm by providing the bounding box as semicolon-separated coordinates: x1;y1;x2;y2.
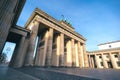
23;8;89;68
9;8;89;68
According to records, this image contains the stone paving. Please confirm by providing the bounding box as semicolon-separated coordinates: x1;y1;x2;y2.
0;65;40;80
44;68;120;80
0;65;120;80
17;67;99;80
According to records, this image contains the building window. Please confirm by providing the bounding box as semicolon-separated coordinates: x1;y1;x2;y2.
117;61;120;67
114;54;118;58
100;62;103;66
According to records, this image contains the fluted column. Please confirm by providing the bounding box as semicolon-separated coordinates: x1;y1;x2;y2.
95;54;100;68
109;53;117;69
88;54;92;68
66;40;72;67
45;28;54;66
102;53;108;68
78;42;84;68
34;30;49;66
91;56;95;68
71;39;76;67
24;20;39;66
118;52;120;60
59;33;64;67
56;35;60;66
75;42;79;67
41;30;49;66
9;36;26;67
83;44;89;67
51;34;60;67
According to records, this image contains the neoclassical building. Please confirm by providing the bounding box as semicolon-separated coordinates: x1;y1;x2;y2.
0;0;89;68
88;40;120;69
23;8;89;68
1;7;89;68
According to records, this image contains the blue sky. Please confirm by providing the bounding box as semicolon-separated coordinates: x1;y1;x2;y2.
17;0;120;51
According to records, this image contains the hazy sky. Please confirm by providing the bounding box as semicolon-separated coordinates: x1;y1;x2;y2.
17;0;120;51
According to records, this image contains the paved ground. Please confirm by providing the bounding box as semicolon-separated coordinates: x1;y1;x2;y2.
0;65;40;80
44;68;120;80
0;65;120;80
16;67;99;80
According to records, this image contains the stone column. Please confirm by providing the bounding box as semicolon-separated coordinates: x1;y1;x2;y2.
75;42;79;67
88;54;92;68
9;36;26;67
34;30;50;67
95;54;100;68
83;44;89;67
109;53;117;69
24;20;39;66
51;34;60;67
118;52;120;60
59;33;64;67
78;42;84;68
23;38;31;66
90;55;94;68
34;36;42;66
56;35;60;66
38;30;49;66
71;39;76;67
66;40;72;67
102;53;108;68
91;56;95;68
45;28;54;66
